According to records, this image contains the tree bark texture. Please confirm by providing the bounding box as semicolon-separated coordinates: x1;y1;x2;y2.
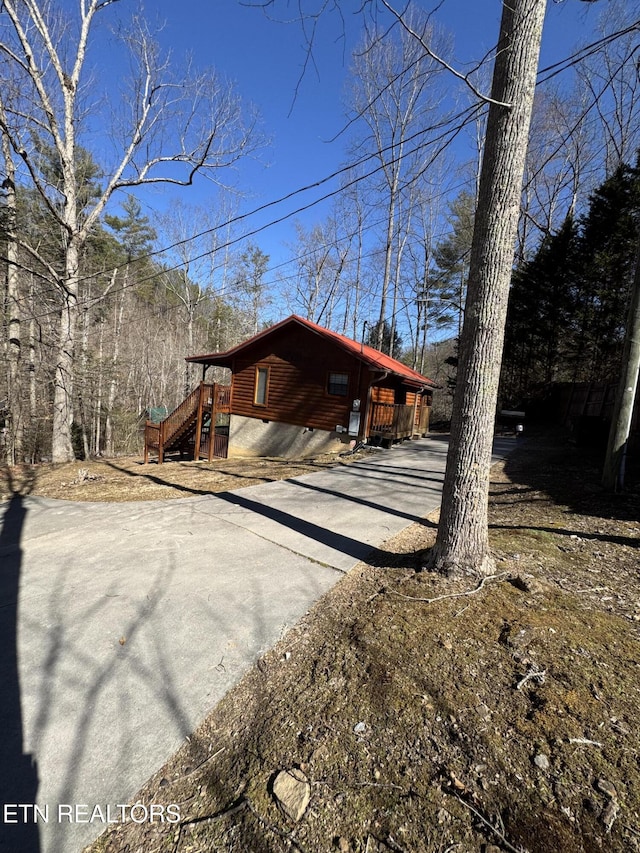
602;233;640;492
427;0;547;576
51;232;80;463
2;126;23;464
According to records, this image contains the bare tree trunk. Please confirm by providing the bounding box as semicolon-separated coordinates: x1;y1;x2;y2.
185;302;196;396
352;228;362;341
389;238;401;359
377;192;397;349
351;20;440;350
602;233;640;492
52;298;78;461
105;278;125;457
78;302;91;460
2;123;23;464
418;264;429;375
52;239;80;462
94;318;104;455
426;0;547;577
28;276;37;443
343;177;365;340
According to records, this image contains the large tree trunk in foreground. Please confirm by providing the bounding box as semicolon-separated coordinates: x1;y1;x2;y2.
426;0;547;577
602;235;640;492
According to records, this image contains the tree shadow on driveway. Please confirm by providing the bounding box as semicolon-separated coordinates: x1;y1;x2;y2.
0;468;41;853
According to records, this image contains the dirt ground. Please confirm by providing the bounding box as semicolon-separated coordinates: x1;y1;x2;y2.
0;448;372;502
6;434;639;853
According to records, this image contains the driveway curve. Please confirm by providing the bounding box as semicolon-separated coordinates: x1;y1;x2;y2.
0;435;515;853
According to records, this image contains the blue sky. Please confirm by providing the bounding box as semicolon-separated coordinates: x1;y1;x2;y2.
100;0;605;286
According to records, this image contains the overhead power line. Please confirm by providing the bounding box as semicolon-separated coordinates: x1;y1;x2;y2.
5;14;638;327
75;17;640;289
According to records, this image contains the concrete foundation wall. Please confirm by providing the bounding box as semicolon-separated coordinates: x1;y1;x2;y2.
228;414;351;458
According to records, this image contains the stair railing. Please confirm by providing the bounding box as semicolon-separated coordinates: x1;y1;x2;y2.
144;382;228;463
161;385;201;447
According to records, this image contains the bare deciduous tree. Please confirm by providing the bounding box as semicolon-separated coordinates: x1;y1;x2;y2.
285;218;351;329
350;10;447;349
154;201;222;395
577;1;640;176
0;0;260;462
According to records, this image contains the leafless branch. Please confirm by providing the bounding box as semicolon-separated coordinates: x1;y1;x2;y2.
451;793;529;853
516;667;546;691
391;572;508;604
171;796;248;853
379;0;511;107
567;737;603;747
245;799;310;853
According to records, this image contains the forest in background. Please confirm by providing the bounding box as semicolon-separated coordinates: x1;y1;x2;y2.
1;0;639;464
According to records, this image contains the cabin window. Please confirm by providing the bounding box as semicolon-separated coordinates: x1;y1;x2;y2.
254;366;270;406
327;372;349;396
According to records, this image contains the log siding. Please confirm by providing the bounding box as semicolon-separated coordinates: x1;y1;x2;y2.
227;325;369;433
186;315;437;448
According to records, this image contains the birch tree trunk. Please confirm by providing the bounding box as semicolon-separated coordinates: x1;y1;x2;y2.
28;276;37;429
94;318;104;456
78;299;91;460
378;191;397;349
602;234;640;492
2;122;23;464
426;0;547;577
51;236;80;462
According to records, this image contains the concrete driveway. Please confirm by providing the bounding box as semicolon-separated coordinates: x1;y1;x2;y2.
0;435;515;853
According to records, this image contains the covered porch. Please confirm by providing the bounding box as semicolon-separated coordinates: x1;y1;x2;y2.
368;389;432;446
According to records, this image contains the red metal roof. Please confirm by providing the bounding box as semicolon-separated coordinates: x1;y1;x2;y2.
187;314;438;389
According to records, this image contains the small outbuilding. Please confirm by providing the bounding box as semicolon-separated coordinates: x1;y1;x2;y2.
184;315;438;459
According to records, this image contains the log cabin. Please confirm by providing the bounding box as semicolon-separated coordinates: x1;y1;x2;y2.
144;315;438;462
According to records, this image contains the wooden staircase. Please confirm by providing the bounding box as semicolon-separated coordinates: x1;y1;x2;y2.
144;382;231;463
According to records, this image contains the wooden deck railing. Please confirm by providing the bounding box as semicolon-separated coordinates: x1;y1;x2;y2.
416;404;430;435
144;421;161;452
370;402;427;442
214;384;231;412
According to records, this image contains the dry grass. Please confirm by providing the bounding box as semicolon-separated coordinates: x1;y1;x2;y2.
0;449;372;503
